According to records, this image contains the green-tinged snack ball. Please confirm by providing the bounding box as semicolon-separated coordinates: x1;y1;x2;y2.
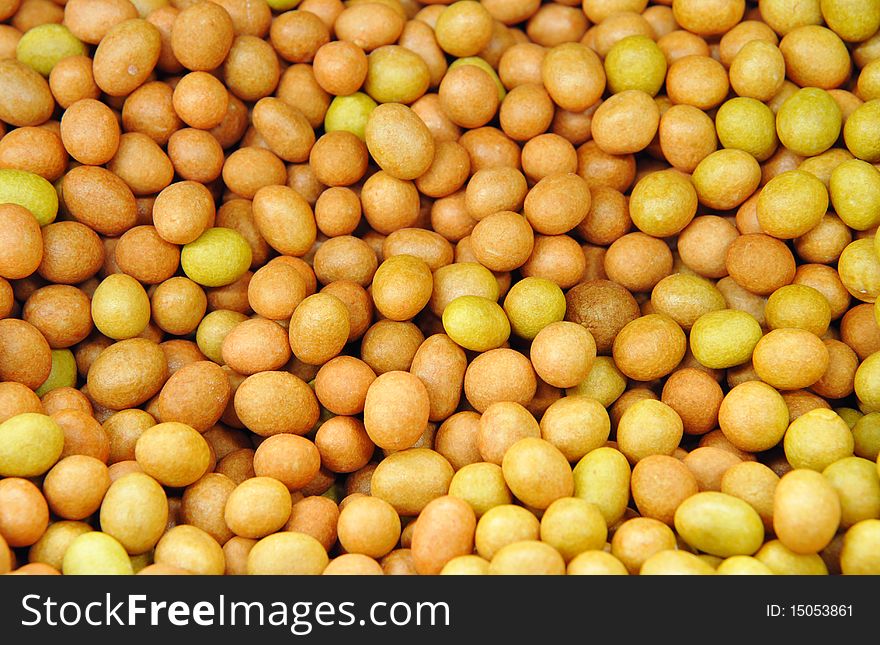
0;412;64;477
843;100;880;162
821;0;880;43
566;357;627;408
776;88;842;157
16;24;87;77
364;45;430;105
674;492;764;557
855;352;880;409
822;457;880;528
0;168;59;226
765;285;832;335
324;93;377;141
689;309;762;369
196;310;248;364
715;97;778;161
629;169;697;237
443;295;510;352
692;148;761;211
35;349;77;397
91;274;151;340
181;228;252;288
62;532;134;575
266;0;302;9
604;36;667;96
829;159;880;231
840;519;880;575
503;277;566;340
757;170;829;239
539;497;607;562
449;57;506;101
572;447;631;526
716;556;774;575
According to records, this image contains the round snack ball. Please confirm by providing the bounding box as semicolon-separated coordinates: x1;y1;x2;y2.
631;455;699;526
16;24;86;77
612;314;686;381
567;550;628;575
0;203;43;280
371;255;433;322
60;98;120;166
714;97;778;162
604;232;673;293
757;170;828;240
523;173;591;236
779;25;850;90
99;472;168;555
855;353;880;410
651;274;727;331
661;368;724;436
337;496;401;559
565;280;640;355
755;540;828;575
442;296;510;352
234;371;319;437
221;318;291;375
784;408;854;472
753;328;830;390
157;361;230;432
86;338;168;411
503;277;566;341
448;462;511;517
675;491;764;557
488;540;566;575
477;401;541;466
441;555;489;576
530;322;596;389
689;309;762;370
365;103;434;181
0;319;53;390
314;356;375;417
539;497;607;562
62;532;133;575
288;293;350;366
364;371;430;451
171;1;234;72
435;1;493;58
0;412;63;477
774;469;841;554
0;168;59;227
838;239;880;303
841;519;880;575
501;438;573;510
590;90;660;155
725;234;796;296
92;19;161;97
181;228;252;288
844;100;880;163
247;532;328;575
475;504;540;560
610;517;677;575
541;43;605;113
314;416;374;474
371;449;454;516
539;396;609;463
829;159;880;232
365;45;430;105
719;381;789;453
224;477;292;539
629;169;697;238
154;525;225;575
617;399;684;464
35;350;77;397
135;422;211;488
411;495;477;575
91;274;151;341
324;92;377;141
776;88;842;157
604;35;666;96
823;457;880;529
765;284;832;336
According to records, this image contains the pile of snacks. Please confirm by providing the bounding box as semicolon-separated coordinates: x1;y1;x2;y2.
1;0;880;576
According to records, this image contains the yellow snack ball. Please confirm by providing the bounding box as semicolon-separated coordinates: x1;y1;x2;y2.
840;519;880;575
488;540;566;575
838;238;880;302
35;349;77;397
501;438;573;510
196;310;248;364
181;228;252;288
434;1;493;58
673;0;745;37
757;170;829;240
674;491;764;557
843;99;880;162
784;408;854;471
364;45;430;105
776;88;842;157
0;168;59;226
616;399;683;464
448;462;512;517
853;412;880;460
539;497;606;562
823;457;880;528
715;97;778;162
0;412;64;477
639;549;716;575
566;357;627;408
729;40;785;102
442;295;510;352
753;328;830;390
440;555;489;575
716;555;774;575
774;468;841;554
62;532;133;575
324;92;377;141
91;274;151;341
502;277;565;340
858;58;880;101
829;159;880;231
572;447;631;525
689;309;762;370
16;24;87;77
247;532;329;575
755;540;828;575
719;381;789;453
604;35;667;97
628;169;697;237
475;504;540;560
855;352;880;409
821;0;880;42
765;284;832;336
567;550;629;575
651;274;726;331
692;148;761;211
